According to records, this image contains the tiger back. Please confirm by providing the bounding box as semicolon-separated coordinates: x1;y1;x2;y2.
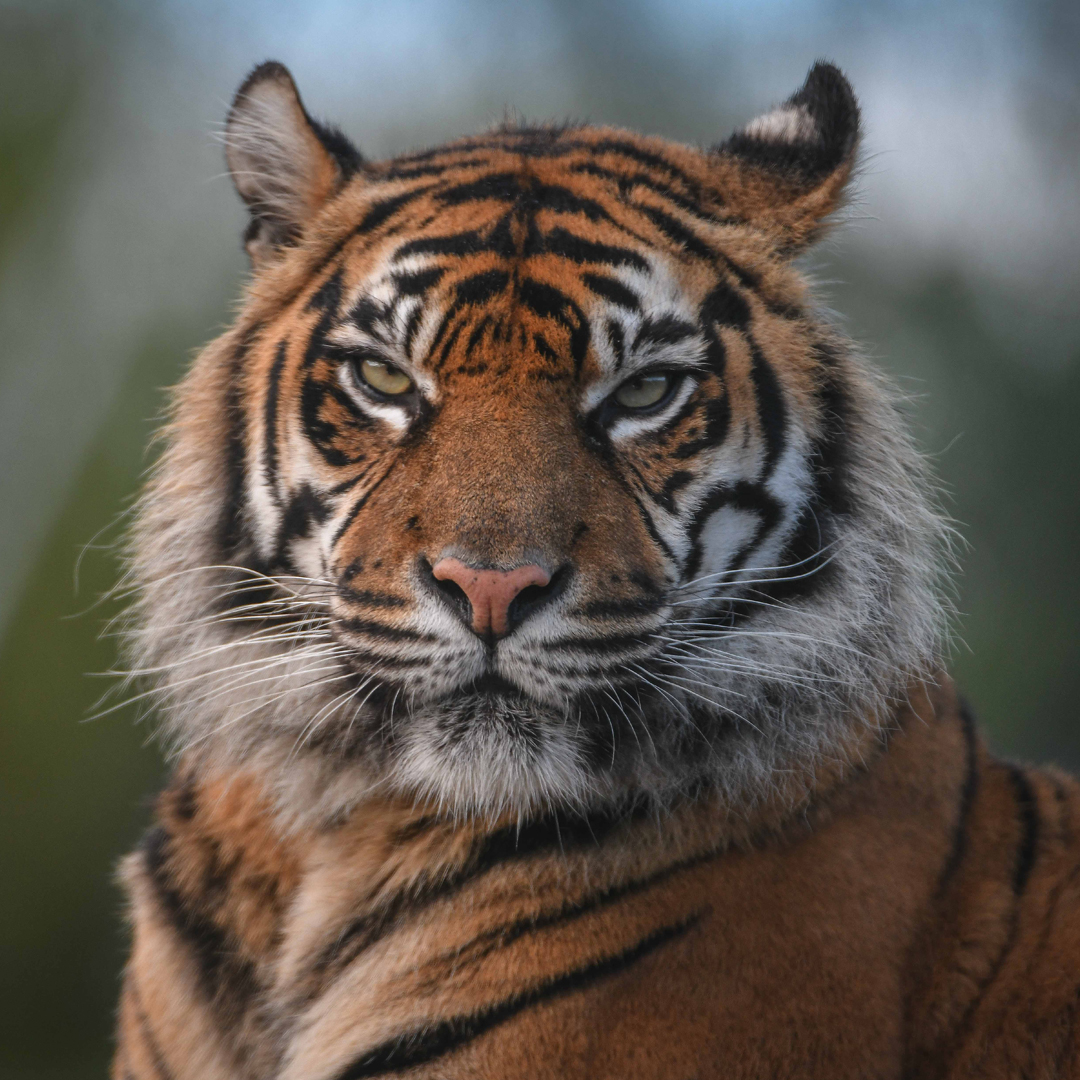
113;61;1080;1078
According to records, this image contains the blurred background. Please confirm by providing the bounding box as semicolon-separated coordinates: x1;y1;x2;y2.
1;0;1077;1074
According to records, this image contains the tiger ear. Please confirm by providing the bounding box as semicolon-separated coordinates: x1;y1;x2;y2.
713;62;860;252
225;61;362;266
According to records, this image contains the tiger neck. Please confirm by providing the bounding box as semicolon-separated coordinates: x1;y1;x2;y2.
157;674;950;957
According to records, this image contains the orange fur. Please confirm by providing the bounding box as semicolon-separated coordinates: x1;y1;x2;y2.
116;679;1080;1077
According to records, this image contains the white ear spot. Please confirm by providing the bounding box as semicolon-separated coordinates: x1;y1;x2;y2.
742;104;817;145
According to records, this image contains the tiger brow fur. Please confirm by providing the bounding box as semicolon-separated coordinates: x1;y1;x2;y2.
119;61;951;831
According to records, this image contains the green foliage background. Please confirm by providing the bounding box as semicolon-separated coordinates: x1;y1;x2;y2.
1;1;1077;1075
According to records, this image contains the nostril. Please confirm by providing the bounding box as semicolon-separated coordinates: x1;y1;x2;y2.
418;556;472;623
432;574;466;609
506;564;573;631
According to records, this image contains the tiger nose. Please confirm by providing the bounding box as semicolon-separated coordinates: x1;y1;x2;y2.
431;558;551;638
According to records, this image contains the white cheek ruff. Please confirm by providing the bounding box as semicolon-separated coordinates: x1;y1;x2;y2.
694;505;762;582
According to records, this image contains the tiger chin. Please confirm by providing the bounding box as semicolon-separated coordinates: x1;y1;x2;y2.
113;61;1080;1080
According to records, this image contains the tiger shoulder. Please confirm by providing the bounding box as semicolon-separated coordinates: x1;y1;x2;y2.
111;60;1080;1079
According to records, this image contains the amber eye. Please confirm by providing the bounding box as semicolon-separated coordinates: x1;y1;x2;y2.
358;357;413;397
613;372;674;410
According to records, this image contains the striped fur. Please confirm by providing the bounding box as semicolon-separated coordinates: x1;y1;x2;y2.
113;62;1080;1076
115;681;1080;1078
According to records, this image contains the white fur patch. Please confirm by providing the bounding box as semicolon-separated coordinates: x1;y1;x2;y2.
742;104;817;145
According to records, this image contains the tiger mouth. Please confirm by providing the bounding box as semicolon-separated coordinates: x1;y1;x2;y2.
460;672;530;700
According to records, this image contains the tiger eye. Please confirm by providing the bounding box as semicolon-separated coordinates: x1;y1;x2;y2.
613;372;672;410
359;358;413;396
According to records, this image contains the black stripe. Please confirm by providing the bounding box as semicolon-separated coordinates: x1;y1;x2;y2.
337;585;408;608
331;463;396;546
574;139;709;201
524;335;557;369
394;231;484;258
456;269;510;305
807;342;854;516
535;227;649;272
566;160;731;237
1007;765;1039;896
262;338;288;507
329;465;378;497
300;373;374;469
937;696;981;895
606;319;626;370
681;479;782;585
434;320;466;372
382;141;496;167
485;212;519;258
748;340;787;475
333;651;420;671
516;278;590;370
381;161;456;180
637;205;715;261
542;632;652;656
656;469;694;512
531;183;620;225
714;252;803;321
671;390;730;461
273;484;329;571
308;268;346;315
217;324;264;561
308;804;650;987
712;341;851;612
392;267;445;296
403;304;425;360
633;314;697;350
333;916;700;1079
627;484;680;569
347;295;387;341
438;172;521;205
465;316;492;357
420;849;717;989
308;116;363;180
140;827;256;1013
700;281;750;331
581;272;640;311
355;186;435;235
580;595;663;619
337;617;436;643
129;982;176;1080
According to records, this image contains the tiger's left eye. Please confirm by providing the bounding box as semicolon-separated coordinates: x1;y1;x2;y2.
358;358;413;396
613;372;673;410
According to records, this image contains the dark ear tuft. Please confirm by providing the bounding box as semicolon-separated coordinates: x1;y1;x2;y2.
719;62;859;182
308;116;364;182
712;62;861;251
225;61;363;266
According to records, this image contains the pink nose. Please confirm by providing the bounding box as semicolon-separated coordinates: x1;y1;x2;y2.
431;558;551;638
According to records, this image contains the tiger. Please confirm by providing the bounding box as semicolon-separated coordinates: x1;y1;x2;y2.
112;59;1080;1079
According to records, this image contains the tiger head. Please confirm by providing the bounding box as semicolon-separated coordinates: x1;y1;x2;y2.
127;61;948;825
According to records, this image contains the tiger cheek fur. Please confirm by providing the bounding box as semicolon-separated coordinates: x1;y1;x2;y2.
113;60;1080;1080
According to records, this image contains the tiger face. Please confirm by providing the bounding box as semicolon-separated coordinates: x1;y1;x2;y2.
127;62;947;823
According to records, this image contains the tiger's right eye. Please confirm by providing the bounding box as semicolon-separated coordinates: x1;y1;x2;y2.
613;372;674;410
358;358;413;397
